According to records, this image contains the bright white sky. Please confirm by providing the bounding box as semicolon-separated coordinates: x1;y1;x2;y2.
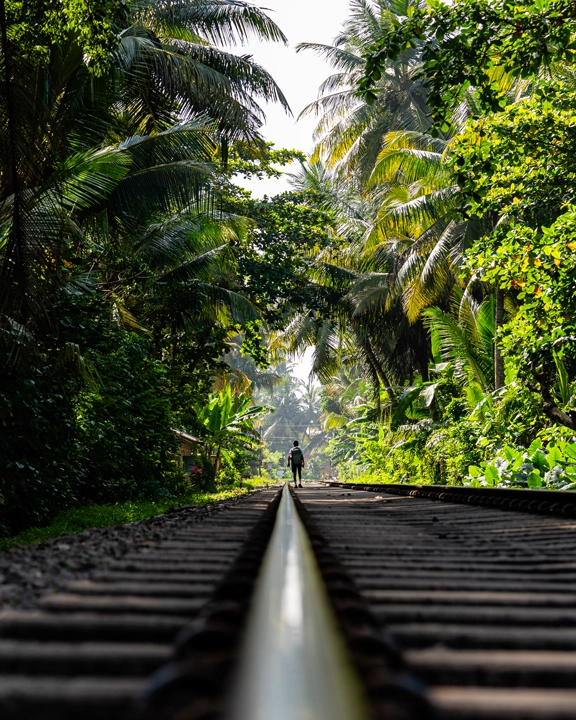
237;0;351;381
237;0;351;198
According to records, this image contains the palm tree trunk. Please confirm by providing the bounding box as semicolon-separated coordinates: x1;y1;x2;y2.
494;287;505;389
361;336;396;403
420;355;429;383
214;447;222;476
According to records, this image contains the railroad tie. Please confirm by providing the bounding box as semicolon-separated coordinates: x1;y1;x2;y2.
137;483;427;720
304;482;576;720
0;490;279;720
5;481;576;719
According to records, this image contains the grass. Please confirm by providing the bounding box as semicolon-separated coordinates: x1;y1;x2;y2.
0;481;278;552
239;476;280;490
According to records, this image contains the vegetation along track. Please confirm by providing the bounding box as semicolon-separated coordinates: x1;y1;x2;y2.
5;483;576;719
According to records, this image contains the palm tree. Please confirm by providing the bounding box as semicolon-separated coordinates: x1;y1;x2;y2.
298;0;428;183
296;1;535;393
281;161;432;401
0;0;290;360
254;368;325;453
357;75;537;384
322;367;372;429
119;0;290;145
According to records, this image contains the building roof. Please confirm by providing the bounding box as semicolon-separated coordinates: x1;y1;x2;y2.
172;429;203;444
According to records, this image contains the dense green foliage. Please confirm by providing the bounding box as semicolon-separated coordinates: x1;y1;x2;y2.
4;0;128;69
193;384;270;478
280;0;576;490
467;439;576;490
0;0;300;537
360;0;576;123
453;86;576;430
6;0;576;543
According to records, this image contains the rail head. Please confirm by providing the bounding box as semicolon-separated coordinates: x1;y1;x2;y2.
227;482;372;720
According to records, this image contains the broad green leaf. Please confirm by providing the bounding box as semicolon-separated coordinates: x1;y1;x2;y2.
527;472;542;489
528;439;543;454
547;446;565;466
485;465;499;485
565;444;576;461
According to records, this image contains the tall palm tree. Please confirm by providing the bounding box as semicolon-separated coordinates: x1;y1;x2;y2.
298;0;428;183
361;128;484;324
297;1;536;394
282;161;432;400
357;73;537;384
119;0;290;144
0;0;290;359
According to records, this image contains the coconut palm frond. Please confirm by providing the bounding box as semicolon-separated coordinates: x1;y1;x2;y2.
296;42;364;72
311;319;341;382
423;305;493;391
146;0;289;46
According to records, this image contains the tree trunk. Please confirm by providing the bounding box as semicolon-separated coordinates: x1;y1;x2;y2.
413;320;430;382
494;287;505;389
420;357;429;383
528;376;576;431
361;336;396;403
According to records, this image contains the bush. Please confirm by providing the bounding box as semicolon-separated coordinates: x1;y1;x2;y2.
1;326;187;536
340;417;482;487
0;344;85;534
467;439;576;490
76;334;179;503
216;448;254;487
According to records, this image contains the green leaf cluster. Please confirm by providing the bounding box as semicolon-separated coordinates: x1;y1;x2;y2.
360;0;576;124
5;0;127;70
467;438;576;489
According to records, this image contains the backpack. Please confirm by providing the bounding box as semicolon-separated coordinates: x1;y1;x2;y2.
291;447;303;465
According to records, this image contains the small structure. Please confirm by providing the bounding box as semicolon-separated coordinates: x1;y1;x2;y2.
172;429;204;474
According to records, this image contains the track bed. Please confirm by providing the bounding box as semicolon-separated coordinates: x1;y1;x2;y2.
299;484;576;719
0;489;279;719
4;482;576;719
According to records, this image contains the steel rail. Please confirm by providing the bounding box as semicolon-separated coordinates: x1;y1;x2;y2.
321;480;576;517
228;482;372;720
0;489;283;720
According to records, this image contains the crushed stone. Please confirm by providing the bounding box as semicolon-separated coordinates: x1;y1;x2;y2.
0;495;249;610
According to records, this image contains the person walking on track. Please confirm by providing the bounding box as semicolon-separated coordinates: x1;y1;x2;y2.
287;440;305;488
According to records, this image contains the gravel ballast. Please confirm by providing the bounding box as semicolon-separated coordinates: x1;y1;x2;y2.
0;495;256;610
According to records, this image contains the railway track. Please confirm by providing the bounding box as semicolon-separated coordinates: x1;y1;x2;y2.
312;482;576;719
0;489;280;719
1;481;576;718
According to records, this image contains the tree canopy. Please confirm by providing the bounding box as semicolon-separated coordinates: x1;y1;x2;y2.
5;0;576;537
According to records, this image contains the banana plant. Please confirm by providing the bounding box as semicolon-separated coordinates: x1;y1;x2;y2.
193;384;272;474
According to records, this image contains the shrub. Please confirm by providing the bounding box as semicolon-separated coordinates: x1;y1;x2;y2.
467;439;576;490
